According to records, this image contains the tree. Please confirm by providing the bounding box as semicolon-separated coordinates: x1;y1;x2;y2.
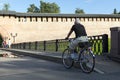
75;8;85;14
40;0;60;13
2;3;10;11
0;35;3;47
27;1;60;13
27;4;39;13
113;8;120;14
113;8;117;14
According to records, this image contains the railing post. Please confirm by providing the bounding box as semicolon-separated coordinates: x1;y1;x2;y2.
55;39;58;52
16;44;18;49
19;43;21;49
23;43;26;49
44;41;46;51
29;42;31;50
102;34;108;53
35;41;38;50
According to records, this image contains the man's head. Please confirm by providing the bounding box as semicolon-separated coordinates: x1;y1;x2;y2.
74;18;80;24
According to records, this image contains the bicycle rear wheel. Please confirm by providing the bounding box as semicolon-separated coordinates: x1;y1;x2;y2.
79;49;95;73
62;49;74;69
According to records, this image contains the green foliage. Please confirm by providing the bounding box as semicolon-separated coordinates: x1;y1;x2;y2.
113;8;120;14
27;0;60;13
108;38;111;52
27;4;40;13
2;3;10;11
40;0;60;13
113;8;117;14
0;35;3;47
75;8;85;14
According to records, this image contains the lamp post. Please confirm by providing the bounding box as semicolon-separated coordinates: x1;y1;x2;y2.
10;33;17;43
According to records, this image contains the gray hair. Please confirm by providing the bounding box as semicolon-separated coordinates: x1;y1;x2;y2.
74;18;80;24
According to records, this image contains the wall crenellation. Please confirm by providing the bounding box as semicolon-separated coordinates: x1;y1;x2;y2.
15;17;120;22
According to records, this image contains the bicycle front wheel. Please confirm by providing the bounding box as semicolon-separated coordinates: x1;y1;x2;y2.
79;49;95;73
62;49;74;69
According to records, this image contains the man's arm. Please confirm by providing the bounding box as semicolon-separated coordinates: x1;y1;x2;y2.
65;30;73;39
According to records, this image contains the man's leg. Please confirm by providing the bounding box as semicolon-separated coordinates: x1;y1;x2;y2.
69;38;80;59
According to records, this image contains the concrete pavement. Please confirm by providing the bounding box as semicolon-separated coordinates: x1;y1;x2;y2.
1;48;120;74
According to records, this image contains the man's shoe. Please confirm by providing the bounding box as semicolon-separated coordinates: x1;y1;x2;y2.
71;53;78;60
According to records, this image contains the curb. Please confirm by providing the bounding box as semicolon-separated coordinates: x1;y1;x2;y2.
2;49;62;64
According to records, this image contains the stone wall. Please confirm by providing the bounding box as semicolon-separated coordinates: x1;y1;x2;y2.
0;12;120;44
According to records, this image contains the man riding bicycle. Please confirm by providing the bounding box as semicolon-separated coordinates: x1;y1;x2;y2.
65;18;89;59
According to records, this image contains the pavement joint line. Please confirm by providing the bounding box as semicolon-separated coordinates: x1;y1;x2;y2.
94;67;105;74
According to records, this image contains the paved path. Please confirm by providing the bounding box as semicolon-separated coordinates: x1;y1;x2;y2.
3;48;120;73
0;49;120;80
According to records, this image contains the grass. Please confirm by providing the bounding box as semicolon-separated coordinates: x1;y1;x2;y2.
108;38;111;53
13;38;111;55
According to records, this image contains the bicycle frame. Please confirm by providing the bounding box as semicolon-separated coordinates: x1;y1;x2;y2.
62;39;95;73
75;45;95;62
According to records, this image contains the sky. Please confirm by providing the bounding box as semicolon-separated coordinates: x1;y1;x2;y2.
0;0;120;14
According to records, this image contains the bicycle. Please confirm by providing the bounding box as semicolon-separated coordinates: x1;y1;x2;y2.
62;39;95;73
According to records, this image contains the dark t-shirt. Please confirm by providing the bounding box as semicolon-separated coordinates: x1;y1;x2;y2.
71;23;87;38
